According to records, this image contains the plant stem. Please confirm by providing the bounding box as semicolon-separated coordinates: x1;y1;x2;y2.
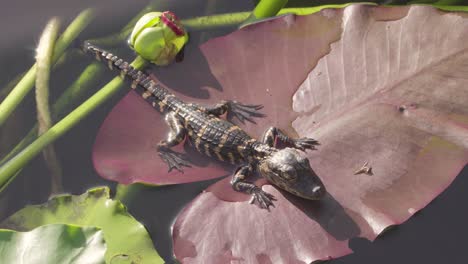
197;0;219;45
0;63;104;166
0;9;95;127
0;74;25;100
89;4;369;38
243;0;288;26
0;57;147;190
0;50;81;101
253;0;288;19
181;12;251;30
35;18;63;194
89;1;161;47
181;6;354;31
92;11;252;40
430;5;468;11
36;18;60;135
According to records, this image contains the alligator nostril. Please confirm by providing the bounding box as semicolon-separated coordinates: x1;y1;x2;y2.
312;186;321;193
311;185;326;198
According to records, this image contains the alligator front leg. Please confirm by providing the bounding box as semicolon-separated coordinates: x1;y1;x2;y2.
262;127;319;151
157;112;191;172
230;165;276;211
205;100;265;124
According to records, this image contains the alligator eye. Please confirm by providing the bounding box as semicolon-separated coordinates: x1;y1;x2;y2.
282;168;297;182
299;156;308;163
299;157;311;169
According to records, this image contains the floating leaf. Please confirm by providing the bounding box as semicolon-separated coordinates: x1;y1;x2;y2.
92;90;231;185
0;224;106;264
1;187;163;264
172;5;468;263
92;2;342;185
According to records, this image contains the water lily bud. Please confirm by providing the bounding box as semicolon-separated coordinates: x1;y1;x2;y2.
129;11;188;66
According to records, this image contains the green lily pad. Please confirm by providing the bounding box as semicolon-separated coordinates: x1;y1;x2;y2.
1;187;163;264
0;224;106;264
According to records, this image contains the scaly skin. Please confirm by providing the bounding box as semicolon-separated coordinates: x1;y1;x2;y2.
83;43;326;210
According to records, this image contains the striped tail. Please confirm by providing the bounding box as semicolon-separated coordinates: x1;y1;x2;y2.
81;42;175;113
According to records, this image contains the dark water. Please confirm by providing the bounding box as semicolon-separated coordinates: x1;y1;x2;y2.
0;1;467;263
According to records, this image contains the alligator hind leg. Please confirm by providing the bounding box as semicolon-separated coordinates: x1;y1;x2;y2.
262;127;319;151
157;112;191;172
205;100;265;124
230;165;276;211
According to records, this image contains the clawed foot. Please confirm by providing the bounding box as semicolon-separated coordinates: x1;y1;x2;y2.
158;150;191;172
249;187;277;211
228;101;265;124
293;137;320;151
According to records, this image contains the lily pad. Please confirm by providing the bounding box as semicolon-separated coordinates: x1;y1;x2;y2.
91;0;343;186
172;5;468;263
1;187;163;264
0;224;106;264
92;89;232;185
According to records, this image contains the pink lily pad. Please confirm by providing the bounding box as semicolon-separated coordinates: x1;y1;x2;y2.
173;5;468;263
92;4;342;185
92;88;230;185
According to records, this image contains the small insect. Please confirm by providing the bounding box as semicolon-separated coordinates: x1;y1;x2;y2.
83;43;326;210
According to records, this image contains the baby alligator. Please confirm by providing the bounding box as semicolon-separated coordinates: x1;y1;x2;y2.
83;43;326;210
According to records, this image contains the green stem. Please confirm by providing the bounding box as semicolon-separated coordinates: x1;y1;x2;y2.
253;0;288;19
0;57;147;190
181;6;348;31
243;0;288;26
0;74;25;100
0;9;95;127
89;1;161;46
430;4;468;11
51;64;105;120
91;12;252;40
181;12;251;30
197;0;219;44
0;63;104;166
89;4;365;39
0;50;81;101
